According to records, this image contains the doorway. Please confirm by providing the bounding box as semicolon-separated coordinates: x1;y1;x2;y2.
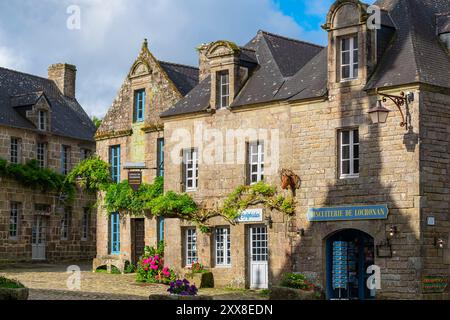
132;218;145;264
32;216;47;261
249;225;269;289
326;229;375;300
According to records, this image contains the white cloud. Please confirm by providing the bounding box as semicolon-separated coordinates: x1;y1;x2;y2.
0;0;325;118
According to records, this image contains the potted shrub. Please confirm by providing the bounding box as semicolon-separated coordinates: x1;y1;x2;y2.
136;243;177;285
150;279;211;300
185;262;214;288
0;277;29;300
270;273;324;300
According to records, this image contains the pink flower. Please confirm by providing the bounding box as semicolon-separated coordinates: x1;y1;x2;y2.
151;264;158;270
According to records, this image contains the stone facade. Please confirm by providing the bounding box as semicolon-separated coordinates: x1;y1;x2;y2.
0;126;96;262
95;40;197;268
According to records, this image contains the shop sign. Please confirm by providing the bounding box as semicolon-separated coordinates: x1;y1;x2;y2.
423;276;448;294
237;209;263;223
128;171;142;191
307;205;389;222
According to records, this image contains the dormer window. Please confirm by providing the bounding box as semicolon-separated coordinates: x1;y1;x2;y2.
134;89;146;123
216;71;230;109
340;35;359;81
38;110;47;131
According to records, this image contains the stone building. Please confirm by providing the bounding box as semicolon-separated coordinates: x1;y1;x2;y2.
156;0;450;300
0;63;97;262
94;40;199;268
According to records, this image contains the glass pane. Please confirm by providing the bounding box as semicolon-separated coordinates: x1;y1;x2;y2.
342;161;350;175
353;36;358;49
342;66;350;79
342;131;350;144
353;64;359;78
342;38;350;51
342;146;350;159
353;145;359;159
353;130;359;144
342;52;350;65
354;160;360;174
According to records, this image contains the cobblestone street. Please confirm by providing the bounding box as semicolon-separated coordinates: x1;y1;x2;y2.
0;262;268;300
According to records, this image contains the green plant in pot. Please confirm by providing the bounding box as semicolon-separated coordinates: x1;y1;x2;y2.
185;262;214;288
0;277;29;300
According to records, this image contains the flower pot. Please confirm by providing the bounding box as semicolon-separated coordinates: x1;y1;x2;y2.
0;287;29;300
281;175;291;190
185;272;214;289
149;294;212;301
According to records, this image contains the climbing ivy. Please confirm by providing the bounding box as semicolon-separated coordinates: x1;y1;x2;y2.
65;156;112;193
0;158;75;201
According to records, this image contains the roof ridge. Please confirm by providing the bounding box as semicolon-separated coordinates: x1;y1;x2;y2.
0;66;51;82
258;30;324;49
158;60;199;71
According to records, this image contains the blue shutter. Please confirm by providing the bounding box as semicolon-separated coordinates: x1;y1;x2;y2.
158;217;165;243
135;90;145;122
111;212;120;255
157;138;164;177
110;146;121;183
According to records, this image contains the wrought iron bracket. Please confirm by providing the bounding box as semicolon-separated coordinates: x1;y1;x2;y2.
376;90;410;130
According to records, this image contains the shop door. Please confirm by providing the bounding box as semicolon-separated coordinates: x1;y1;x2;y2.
326;229;375;300
132;218;146;264
249;226;269;289
32;216;47;260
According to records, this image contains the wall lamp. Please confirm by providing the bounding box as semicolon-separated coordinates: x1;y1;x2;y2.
368;90;414;130
434;237;445;249
388;225;398;238
265;216;273;229
297;228;305;237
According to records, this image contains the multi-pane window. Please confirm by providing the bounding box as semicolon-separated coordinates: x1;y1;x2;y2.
37;143;47;168
217;71;230;109
339;129;360;178
81;208;89;241
185;228;198;266
341;35;359;81
157;138;165;178
10;137;21;164
61;210;70;240
38;110;47;131
248;141;264;184
61;145;70;175
80;148;92;161
215;227;231;266
183;149;199;192
109;145;121;183
134;89;146;122
111;212;120;255
9;202;20;240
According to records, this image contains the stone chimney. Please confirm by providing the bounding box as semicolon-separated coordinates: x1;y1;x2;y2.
48;63;77;99
197;44;210;82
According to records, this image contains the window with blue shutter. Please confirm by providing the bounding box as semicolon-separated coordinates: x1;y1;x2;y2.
134;89;146;123
157;138;164;177
109;145;121;183
111;212;120;255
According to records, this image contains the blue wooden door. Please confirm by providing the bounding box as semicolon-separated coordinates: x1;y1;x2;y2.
111;213;120;255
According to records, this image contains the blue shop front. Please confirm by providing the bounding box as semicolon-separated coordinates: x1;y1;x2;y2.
307;205;389;300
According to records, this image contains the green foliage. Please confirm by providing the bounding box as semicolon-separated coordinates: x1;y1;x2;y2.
124;261;136;274
104;177;164;216
147;191;198;218
92;116;103;129
280;273;313;291
0;158;75;201
65;156;112;193
0;276;25;289
144;242;165;257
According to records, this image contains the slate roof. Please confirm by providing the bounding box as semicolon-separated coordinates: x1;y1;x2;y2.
0;67;96;141
162;0;450;118
159;61;199;96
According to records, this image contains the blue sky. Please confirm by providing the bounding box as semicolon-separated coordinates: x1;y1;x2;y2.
0;0;336;118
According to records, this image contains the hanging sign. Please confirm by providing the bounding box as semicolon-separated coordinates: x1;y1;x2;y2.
128;171;143;191
237;209;263;223
422;276;448;294
307;205;389;222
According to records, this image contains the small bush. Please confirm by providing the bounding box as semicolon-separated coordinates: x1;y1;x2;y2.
0;276;25;289
280;273;314;291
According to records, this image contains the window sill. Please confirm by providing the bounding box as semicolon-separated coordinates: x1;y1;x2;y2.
339;174;360;180
214;265;232;269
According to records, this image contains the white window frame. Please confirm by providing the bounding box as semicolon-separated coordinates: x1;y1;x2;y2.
184;149;199;192
81;208;89;241
215;227;231;267
61;145;70;175
61;210;70;241
218;71;230;109
185;228;198;266
339;129;359;179
38;110;47;131
340;35;359;82
249;141;264;184
10;137;21;164
80;148;91;161
37;143;47;168
9;202;20;240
